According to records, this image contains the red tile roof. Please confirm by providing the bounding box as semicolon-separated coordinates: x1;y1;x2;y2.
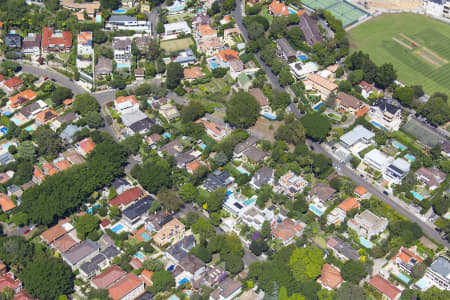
101;219;111;228
52;234;77;253
0;273;21;293
318;264;344;289
92;265;127;289
217;49;239;62
77;138;96;154
269;0;290;16
110;187;143;207
108;273;143;300
129;257;143;270
338;197;359;212
4;77;23;89
392;247;423;265
0;194;16;212
55;159;71;171
42;27;72;49
41;224;66;243
9;90;37;108
369;275;401;300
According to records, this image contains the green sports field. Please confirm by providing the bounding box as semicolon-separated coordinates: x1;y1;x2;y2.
349;13;450;96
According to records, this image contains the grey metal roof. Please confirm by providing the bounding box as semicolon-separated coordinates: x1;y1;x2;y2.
63;239;99;266
277;38;296;58
109;15;137;22
129;118;155;133
135;292;154;300
123;196;153;220
20;102;42;118
60;125;81;141
340;125;375;147
121;110;148;127
5;34;22;48
204;170;234;191
80;253;106;275
102;245;121;259
430;256;450;278
374;99;401;115
0;152;15;166
252;167;273;188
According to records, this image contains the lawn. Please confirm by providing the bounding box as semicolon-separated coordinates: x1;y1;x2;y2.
160;38;193;52
167;12;192;23
349;13;450;96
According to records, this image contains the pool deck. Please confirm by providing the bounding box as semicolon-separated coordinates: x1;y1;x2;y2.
133;226;153;242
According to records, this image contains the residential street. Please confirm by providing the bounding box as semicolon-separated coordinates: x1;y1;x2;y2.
310;140;450;248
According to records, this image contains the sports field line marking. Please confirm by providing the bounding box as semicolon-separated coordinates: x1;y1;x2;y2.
399;33;448;64
392;37;413;50
416;51;442;67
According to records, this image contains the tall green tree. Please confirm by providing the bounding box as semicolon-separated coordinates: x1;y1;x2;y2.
166;62;184;89
225;91;260;128
289;247;324;281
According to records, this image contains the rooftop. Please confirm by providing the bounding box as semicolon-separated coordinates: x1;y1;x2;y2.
340;125;375;146
92;265;126;289
369;275;401;300
63;239;99;266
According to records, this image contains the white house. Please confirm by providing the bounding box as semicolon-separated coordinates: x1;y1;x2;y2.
289;61;318;79
424;256;450;290
164;21;192;36
383;158;410;185
348;210;388;239
368;100;402;132
105;15;151;32
115;95;139;114
424;0;450;18
77;32;93;56
363;149;393;172
112;37;132;67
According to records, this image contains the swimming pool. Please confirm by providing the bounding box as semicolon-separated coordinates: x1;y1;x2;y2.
309;204;324;216
96;15;102;23
88;204;101;214
0;127;8;135
392;141;407;151
111;224;124;233
244;198;256;206
2;112;12;116
288;8;297;14
199;143;206;150
236;167;250;175
167;265;175;271
0;142;13;151
178;278;189;286
370;120;388;131
167;295;180;300
168;5;185;12
116;63;130;69
298;55;307;61
141;232;151;241
10;117;22;126
410;190;424;201
404;154;416;162
415;277;430;290
263;113;277;120
135;252;145;260
396;272;410;284
359;237;373;248
113;9;126;14
313;102;324;111
25;125;34;132
163;132;171;138
209;61;219;69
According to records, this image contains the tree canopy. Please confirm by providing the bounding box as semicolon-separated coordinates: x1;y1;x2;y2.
301;113;331;142
225;91;260;128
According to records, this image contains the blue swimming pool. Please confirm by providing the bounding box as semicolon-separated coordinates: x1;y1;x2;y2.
209;61;219;69
116;63;130;69
313;102;324;111
113;9;126;14
263;113;277;120
141;232;151;241
167;295;179;300
178;278;189;285
236;167;250;175
199;143;206;150
96;15;102;23
135;252;145;260
244;198;256;206
288;8;297;14
25;126;34;132
405;154;416;162
0;127;8;135
396;272;410;284
392;141;407;151
168;5;185;12
410;190;424;201
111;224;124;233
2;111;12;116
309;205;324;216
359;237;373;248
298;55;307;61
163;132;171;138
371;120;388;131
10;117;22;126
415;277;430;289
88;204;101;214
167;265;175;271
0;142;13;151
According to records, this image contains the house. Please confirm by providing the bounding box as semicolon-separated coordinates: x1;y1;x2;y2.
75;137;96;156
3;77;23;95
105;15;151;32
0;272;22;294
249;88;269;108
250;166;274;190
7;185;22;198
134;68;145;80
50;112;78;131
110;187;143;209
145;210;173;233
115;95;139;114
298;14;322;46
96;57;113;76
276;38;296;62
369;275;401;300
122;196;153;230
274;171;308;199
222;27;242;46
204;170;234;192
348;210;389;239
192;14;211;26
159;140;183;157
303;74;338;98
164;21;192;36
167;235;196;262
41;221;73;244
269;0;290;16
135;291;154;300
359;81;377;98
59;124;81;144
424;0;450;18
336;92;361;114
363;149;393;172
240;206;275;231
62;239;100;270
32;166;45;185
43;162;59;176
289;61;319;79
134;35;151;54
91;265;127;289
391;247;423;275
416;167;446;190
173;48;197;67
383;158;410;185
22;33;41;56
340;125;375;149
9;90;37;109
77;32;93;56
79;245;121;279
35;109;58;125
42;27;72;53
309;183;336;204
368;99;402;132
196;118;230;141
234;136;258;157
179;254;206;280
271;218;305;246
424;256;450;290
184;66;204;80
108;273;144;300
140;270;153;287
198;37;223;56
145;133;161;146
153;218;185;246
209;277;242;300
327;237;360;262
121;110;148;127
328;197;360;226
60;0;100;18
186;160;204;174
216;49;240;67
0;194;15;212
195;24;217;41
317;264;344;290
5;34;22;48
127;118;155;135
113;38;132;67
159;104;179;121
354;186;368;199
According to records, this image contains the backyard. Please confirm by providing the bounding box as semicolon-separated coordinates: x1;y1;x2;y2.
160;38;194;52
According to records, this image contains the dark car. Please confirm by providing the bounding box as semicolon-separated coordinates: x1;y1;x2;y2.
435;227;442;233
383;191;389;195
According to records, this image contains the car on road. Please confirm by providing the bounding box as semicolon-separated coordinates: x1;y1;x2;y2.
435;227;442;233
51;78;56;82
24;229;30;235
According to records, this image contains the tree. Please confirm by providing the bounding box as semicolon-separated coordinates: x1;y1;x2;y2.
111;79;126;90
261;220;272;240
100;0;121;10
250;239;269;256
44;0;59;11
120;135;142;155
418;93;450;126
375;63;396;88
85;111;105;129
93;30;108;44
191;246;212;263
341;260;367;284
393;86;414;107
151;270;175;294
20;257;74;299
326;92;336;108
213;152;228;166
348;70;364;85
275;114;305;145
85;288;111;300
13;160;34;185
279;68;295;86
301;113;331;142
207;188;226;212
156;22;164;34
180;102;205;123
225;91;260;128
33;126;62;157
143;259;164;272
271;89;291;110
166;62;184;89
18;141;36;161
289;247;324;281
74;214;100;240
248;22;265;40
73;94;100;116
157;188;182;212
178;183;198;203
52;87;73;107
131;158;171;194
411;262;427;279
192;217;215;239
224;254;244;274
11;212;28;227
335;283;364;300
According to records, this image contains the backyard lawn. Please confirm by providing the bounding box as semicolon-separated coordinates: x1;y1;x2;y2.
160;38;194;52
349;13;450;96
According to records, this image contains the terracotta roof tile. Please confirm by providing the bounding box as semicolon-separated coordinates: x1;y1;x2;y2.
4;77;23;89
110;187;143;206
108;273;143;300
338;197;360;212
318;264;344;289
0;194;15;212
369;275;401;300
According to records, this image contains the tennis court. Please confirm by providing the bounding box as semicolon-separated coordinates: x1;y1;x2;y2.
401;119;443;147
302;0;368;27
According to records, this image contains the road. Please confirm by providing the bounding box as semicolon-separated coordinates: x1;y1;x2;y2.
310;141;450;248
233;0;283;91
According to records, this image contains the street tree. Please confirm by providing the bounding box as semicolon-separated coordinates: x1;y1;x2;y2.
225;91;260;128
